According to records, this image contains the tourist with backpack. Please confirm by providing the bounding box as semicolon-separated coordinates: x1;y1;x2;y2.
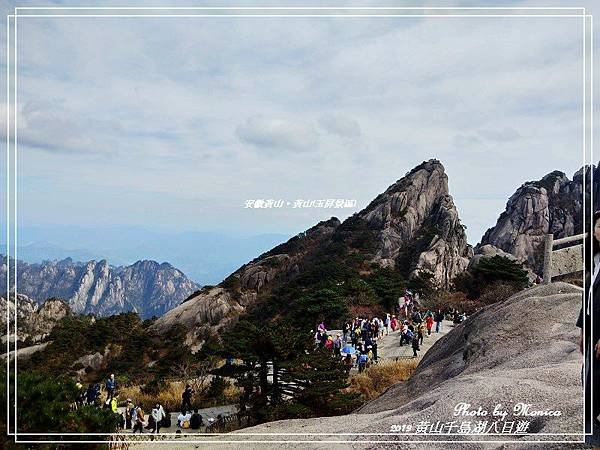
412;309;423;325
190;409;203;429
133;406;145;433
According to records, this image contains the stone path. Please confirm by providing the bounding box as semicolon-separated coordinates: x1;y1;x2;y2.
377;322;453;361
329;321;453;369
118;404;237;434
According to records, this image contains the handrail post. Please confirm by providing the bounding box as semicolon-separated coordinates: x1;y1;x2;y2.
542;234;554;284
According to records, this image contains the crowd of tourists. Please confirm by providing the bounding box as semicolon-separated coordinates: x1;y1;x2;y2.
312;289;467;372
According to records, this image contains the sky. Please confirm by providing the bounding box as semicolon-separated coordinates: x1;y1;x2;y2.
1;0;598;255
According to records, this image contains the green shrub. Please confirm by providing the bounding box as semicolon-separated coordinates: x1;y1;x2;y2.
0;368;118;435
453;256;529;300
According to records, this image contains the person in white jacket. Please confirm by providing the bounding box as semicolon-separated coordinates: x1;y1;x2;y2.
151;404;165;433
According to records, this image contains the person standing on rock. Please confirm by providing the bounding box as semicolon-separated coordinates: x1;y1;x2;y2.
417;324;424;346
390;315;398;331
372;337;378;361
150;404;161;433
357;351;368;373
133;405;145;433
579;210;600;446
181;384;194;413
412;308;423;325
333;333;342;357
342;321;349;342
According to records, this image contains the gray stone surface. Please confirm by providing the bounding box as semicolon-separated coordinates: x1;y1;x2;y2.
476;165;599;273
359;159;473;289
0;294;69;342
192;283;585;449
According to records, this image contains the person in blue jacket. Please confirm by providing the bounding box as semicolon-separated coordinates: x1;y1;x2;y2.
106;373;117;404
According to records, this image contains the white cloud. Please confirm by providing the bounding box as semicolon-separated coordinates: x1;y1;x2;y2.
477;127;521;143
5;9;595;244
0;100;116;155
235;116;319;152
318;113;361;139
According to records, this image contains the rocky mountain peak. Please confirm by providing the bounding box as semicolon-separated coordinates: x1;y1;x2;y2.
153;159;473;347
0;293;70;343
356;159;471;287
476;163;599;272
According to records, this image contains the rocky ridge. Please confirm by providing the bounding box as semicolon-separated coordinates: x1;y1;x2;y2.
0;293;69;343
0;257;199;319
153;159;473;347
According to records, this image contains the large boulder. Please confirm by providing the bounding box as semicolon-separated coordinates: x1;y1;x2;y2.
224;283;583;449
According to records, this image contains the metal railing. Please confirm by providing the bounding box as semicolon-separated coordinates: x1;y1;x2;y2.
542;232;587;284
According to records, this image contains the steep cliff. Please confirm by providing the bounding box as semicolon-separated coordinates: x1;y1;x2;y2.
357;159;473;287
476;164;599;273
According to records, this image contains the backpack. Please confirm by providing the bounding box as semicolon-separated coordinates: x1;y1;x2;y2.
160;416;171;427
182;420;190;429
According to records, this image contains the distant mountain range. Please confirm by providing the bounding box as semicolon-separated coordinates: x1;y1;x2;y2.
1;228;291;285
0;256;199;319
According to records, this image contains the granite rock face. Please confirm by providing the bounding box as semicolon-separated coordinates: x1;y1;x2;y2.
358;159;473;288
0;257;199;319
152;218;339;348
0;294;69;343
476;165;599;273
227;283;582;449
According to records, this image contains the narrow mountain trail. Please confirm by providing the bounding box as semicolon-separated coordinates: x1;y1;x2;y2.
329;320;454;370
